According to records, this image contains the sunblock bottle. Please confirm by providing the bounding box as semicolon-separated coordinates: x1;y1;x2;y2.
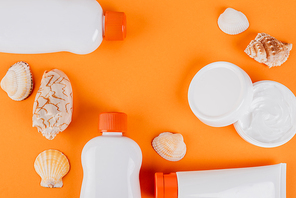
80;112;142;198
0;0;126;54
155;163;286;198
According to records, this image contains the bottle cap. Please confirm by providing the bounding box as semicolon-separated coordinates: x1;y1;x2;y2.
155;172;178;198
99;112;127;133
104;11;126;41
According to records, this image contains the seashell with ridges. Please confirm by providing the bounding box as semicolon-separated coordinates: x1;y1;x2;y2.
245;33;292;67
32;69;73;140
34;149;70;188
1;61;33;101
218;8;249;35
152;132;186;161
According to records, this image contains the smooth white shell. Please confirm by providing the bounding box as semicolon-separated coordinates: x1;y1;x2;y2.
218;8;249;35
32;69;73;140
1;61;33;101
34;149;70;188
152;132;186;161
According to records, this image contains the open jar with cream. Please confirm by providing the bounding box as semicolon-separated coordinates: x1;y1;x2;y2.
188;61;296;148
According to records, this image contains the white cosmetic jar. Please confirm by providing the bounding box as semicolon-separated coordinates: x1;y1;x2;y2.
234;81;296;148
188;61;296;147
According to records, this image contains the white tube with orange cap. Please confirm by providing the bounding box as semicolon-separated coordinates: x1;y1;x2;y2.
155;163;286;198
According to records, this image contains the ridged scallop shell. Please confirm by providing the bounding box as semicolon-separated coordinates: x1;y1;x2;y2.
34;149;70;188
152;132;186;161
1;61;33;101
32;69;73;140
218;8;249;35
245;33;292;67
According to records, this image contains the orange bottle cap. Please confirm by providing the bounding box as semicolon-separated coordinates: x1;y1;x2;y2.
155;172;178;198
99;112;127;133
104;11;126;41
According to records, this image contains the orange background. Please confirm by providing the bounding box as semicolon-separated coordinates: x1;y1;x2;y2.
0;0;295;197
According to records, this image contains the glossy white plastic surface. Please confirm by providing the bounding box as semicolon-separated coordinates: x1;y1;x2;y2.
0;0;103;54
188;61;253;127
177;163;286;198
80;132;142;198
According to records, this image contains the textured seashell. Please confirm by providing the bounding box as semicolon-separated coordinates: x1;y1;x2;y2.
34;149;70;188
218;8;249;35
152;132;186;161
33;69;73;140
1;61;33;101
245;33;292;67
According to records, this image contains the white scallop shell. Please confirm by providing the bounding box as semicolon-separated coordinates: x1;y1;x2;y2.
32;69;73;140
152;132;186;161
218;8;249;35
1;61;33;101
34;149;70;188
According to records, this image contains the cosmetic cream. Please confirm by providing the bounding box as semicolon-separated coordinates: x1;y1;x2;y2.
188;62;296;147
235;81;296;147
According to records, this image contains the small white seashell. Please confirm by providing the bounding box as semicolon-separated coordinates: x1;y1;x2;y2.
152;132;186;161
34;149;70;188
1;61;33;101
218;8;249;35
32;69;73;140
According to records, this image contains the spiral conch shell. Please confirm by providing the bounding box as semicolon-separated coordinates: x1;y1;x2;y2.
218;8;249;35
33;69;73;140
245;33;292;67
1;61;33;101
152;132;186;161
34;149;70;188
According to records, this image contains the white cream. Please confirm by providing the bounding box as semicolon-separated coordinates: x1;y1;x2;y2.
235;81;296;147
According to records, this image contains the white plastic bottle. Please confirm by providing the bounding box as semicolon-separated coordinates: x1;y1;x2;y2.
80;112;142;198
0;0;126;54
155;163;286;198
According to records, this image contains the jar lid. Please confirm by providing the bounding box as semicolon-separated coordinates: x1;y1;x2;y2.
188;61;253;127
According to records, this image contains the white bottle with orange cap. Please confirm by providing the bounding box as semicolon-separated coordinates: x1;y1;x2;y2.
80;112;142;198
0;0;126;54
